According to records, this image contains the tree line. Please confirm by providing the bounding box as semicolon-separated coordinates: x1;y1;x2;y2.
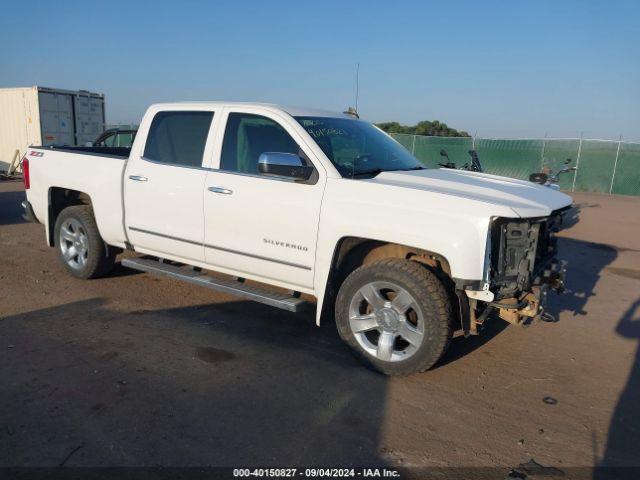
376;120;470;137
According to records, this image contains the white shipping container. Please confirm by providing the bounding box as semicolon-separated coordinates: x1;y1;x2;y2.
0;86;105;173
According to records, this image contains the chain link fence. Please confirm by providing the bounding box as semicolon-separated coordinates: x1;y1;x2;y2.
391;134;640;196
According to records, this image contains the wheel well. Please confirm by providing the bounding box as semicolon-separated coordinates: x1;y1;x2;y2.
320;237;455;322
332;237;451;277
48;187;93;246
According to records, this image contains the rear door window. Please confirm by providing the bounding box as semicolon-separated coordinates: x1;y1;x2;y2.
144;111;214;167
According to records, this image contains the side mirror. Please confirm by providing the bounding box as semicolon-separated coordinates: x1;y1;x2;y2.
565;158;572;165
529;172;548;184
439;149;449;158
258;152;313;181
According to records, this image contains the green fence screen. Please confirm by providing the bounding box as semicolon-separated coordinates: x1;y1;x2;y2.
390;134;640;196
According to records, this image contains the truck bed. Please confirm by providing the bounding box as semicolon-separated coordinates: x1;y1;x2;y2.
25;145;129;249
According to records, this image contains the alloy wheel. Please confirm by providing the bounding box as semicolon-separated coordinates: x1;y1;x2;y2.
348;281;425;362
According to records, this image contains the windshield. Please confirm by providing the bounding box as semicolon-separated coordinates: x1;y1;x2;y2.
295;116;424;178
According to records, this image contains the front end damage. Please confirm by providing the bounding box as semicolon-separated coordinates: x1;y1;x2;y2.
459;207;569;336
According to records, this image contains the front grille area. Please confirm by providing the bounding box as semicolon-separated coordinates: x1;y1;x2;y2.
489;210;563;299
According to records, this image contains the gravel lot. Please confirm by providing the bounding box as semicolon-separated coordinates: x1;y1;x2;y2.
1;179;639;474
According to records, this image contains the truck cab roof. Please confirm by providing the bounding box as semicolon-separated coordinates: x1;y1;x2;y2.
148;102;353;119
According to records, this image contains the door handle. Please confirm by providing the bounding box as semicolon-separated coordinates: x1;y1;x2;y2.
208;186;233;195
129;175;148;182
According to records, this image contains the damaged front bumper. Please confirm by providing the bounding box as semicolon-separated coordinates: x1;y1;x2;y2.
460;258;568;337
461;258;567;335
492;258;567;325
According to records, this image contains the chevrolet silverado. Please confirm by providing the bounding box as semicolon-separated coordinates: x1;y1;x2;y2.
21;102;572;375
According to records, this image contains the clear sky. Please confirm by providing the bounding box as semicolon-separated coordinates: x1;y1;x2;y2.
2;0;638;140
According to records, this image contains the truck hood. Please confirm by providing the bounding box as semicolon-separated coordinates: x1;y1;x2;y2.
368;168;573;218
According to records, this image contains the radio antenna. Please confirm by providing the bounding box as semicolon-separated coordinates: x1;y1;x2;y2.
355;62;360;113
343;63;361;119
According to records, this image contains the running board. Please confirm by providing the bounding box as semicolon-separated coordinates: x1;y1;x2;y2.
121;257;312;313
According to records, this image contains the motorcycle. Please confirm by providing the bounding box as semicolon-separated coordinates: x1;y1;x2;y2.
438;149;483;172
529;158;576;190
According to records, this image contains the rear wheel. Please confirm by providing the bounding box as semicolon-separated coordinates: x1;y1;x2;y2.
335;258;453;376
54;205;116;279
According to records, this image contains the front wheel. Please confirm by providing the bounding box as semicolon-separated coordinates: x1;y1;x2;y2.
54;205;116;279
335;258;453;376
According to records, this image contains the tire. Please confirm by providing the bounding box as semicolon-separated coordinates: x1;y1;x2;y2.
335;258;453;376
54;205;116;279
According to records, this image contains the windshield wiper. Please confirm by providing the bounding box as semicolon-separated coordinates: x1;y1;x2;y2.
351;168;384;178
390;166;426;172
351;166;425;178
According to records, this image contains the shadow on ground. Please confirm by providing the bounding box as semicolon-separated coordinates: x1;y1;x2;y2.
597;298;640;474
0;298;391;467
546;237;618;319
0;187;26;226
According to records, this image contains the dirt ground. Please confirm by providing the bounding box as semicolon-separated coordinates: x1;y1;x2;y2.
1;179;639;475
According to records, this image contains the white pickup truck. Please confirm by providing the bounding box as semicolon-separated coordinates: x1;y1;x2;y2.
21;102;572;375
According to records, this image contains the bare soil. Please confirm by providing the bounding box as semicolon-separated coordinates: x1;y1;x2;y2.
1;180;639;473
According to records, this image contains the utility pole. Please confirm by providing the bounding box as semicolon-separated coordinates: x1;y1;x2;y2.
571;132;583;192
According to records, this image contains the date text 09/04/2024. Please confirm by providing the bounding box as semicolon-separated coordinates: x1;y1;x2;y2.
233;468;401;478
